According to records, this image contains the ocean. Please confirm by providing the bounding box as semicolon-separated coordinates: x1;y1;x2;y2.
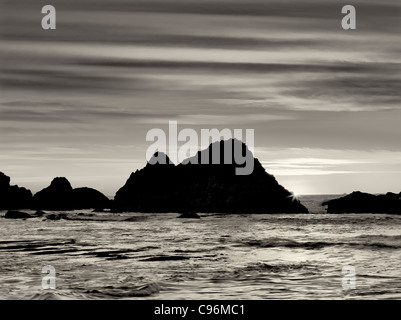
1;194;400;300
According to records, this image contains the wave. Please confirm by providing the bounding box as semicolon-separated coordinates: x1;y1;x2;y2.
240;262;318;273
206;262;321;283
30;292;65;300
83;282;161;298
25;283;161;300
354;234;401;241
139;255;190;262
239;236;401;250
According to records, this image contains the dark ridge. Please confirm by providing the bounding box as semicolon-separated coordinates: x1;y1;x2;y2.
239;238;401;250
4;210;32;219
322;191;401;214
0;239;76;251
32;177;112;210
30;248;81;255
140;255;191;262
0;172;32;210
147;151;174;165
114;139;308;214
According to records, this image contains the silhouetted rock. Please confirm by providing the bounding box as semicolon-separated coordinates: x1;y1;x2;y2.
72;188;111;210
33;177;73;210
140;256;190;262
0;172;32;210
178;212;200;219
0;172;10;189
33;177;111;210
114;139;308;214
322;191;401;214
5;210;32;219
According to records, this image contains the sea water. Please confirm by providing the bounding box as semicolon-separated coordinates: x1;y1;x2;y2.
0;195;400;300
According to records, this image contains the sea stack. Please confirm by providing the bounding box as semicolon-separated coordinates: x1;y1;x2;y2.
32;177;111;210
323;191;401;214
114;139;308;214
0;172;32;210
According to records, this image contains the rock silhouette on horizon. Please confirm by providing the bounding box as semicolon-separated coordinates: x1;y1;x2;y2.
32;177;111;210
0;172;32;210
114;139;308;214
178;212;201;219
322;191;401;214
5;210;32;219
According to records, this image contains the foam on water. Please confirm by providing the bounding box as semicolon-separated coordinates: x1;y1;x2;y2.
0;195;401;300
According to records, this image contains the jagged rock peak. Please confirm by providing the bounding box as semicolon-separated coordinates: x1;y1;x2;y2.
114;139;308;214
0;172;11;188
183;138;253;166
147;152;174;165
0;172;33;209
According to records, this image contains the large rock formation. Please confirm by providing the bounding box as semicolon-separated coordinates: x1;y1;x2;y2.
32;177;111;210
114;139;308;213
322;191;401;214
33;177;73;210
0;172;32;209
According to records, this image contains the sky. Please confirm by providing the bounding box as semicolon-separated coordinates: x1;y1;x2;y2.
0;0;400;197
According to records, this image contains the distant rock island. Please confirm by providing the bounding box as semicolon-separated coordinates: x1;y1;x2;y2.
114;139;308;214
0;172;111;211
322;191;401;214
0;172;32;210
178;212;201;219
32;177;111;210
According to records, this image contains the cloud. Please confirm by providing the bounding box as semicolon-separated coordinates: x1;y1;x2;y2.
80;59;387;73
279;73;401;112
1;0;401;195
257;147;401;176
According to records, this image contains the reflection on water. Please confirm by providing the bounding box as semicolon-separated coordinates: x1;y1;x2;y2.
0;195;401;300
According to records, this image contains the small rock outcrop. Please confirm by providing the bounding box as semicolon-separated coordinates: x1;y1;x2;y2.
32;177;111;210
322;191;401;214
0;172;32;210
5;210;32;219
114;139;308;214
178;212;201;219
